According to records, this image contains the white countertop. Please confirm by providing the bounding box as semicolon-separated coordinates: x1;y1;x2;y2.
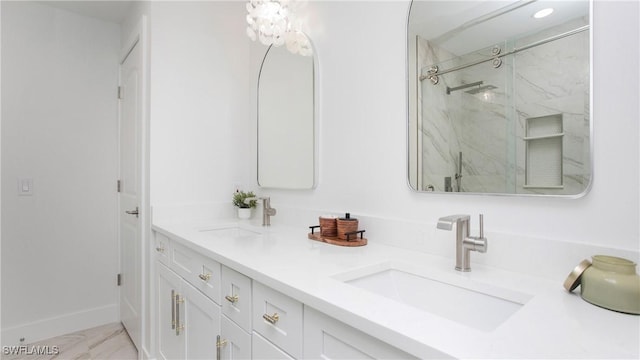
152;220;640;359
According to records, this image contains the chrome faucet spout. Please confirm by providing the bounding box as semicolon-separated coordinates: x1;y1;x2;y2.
245;196;276;226
437;214;470;231
437;214;487;271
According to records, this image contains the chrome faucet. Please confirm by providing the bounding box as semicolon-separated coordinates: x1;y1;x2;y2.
437;214;488;272
244;197;276;226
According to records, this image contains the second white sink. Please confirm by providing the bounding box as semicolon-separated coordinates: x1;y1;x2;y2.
337;263;532;332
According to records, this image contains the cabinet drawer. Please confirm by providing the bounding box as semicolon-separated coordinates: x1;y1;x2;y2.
252;282;303;359
221;266;252;332
252;331;294;360
303;307;426;359
219;315;251;360
154;232;170;266
170;241;221;304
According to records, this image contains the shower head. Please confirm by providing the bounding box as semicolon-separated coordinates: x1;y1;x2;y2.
446;81;482;95
446;81;497;95
465;84;497;95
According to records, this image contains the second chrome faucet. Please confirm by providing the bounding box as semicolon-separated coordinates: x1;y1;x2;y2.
437;214;488;272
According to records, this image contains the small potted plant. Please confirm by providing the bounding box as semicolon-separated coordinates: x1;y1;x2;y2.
233;190;257;219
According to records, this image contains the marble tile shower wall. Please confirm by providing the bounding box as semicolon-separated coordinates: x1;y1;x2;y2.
513;18;591;194
418;37;463;191
456;50;509;193
418;17;590;194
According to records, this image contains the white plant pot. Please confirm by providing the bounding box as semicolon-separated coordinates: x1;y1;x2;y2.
237;208;252;220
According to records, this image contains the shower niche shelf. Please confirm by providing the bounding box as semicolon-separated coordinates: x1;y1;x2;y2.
524;114;564;189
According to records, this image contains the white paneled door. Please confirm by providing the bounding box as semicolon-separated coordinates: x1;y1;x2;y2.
119;39;142;351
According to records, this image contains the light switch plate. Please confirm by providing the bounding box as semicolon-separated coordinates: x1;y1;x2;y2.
18;178;33;196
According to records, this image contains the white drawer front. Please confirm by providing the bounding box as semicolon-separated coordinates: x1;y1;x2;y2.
170;241;221;304
221;266;252;332
192;254;222;304
252;282;303;359
170;241;198;281
220;315;251;360
303;307;426;360
154;232;170;266
252;331;294;360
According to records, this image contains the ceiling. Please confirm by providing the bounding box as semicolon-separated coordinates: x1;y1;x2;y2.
41;1;133;24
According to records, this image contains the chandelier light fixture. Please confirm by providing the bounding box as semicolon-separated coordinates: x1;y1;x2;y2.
246;0;313;56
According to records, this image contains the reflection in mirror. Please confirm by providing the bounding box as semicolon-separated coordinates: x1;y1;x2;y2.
407;0;591;196
258;43;316;189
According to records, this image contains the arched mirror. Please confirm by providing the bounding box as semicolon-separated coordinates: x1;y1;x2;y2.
407;0;592;196
258;42;317;189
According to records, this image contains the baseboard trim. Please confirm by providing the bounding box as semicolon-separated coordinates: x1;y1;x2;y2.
142;346;154;360
1;304;118;346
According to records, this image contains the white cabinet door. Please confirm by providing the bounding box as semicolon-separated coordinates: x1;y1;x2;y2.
182;280;221;360
303;307;421;360
219;315;252;360
157;262;221;360
157;263;185;360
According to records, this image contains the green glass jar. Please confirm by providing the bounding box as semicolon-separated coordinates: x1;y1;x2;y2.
581;255;640;314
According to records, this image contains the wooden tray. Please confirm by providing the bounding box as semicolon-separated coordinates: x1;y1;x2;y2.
308;232;367;247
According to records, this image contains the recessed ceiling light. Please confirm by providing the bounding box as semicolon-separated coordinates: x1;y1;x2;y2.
533;8;554;19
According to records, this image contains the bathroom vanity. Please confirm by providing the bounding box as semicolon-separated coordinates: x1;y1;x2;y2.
152;219;639;359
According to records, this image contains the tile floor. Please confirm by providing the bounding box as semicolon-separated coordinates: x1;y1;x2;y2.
2;322;137;360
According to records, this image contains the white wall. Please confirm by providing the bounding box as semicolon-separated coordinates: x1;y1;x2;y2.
248;1;638;257
149;1;251;208
1;2;120;344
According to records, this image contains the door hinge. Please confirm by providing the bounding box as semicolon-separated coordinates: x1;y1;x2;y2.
117;180;121;193
117;273;122;286
118;86;124;100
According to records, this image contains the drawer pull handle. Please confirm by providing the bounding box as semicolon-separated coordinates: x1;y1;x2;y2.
175;294;184;336
263;312;279;325
199;273;211;281
171;290;176;329
216;335;227;360
225;294;239;304
156;247;165;253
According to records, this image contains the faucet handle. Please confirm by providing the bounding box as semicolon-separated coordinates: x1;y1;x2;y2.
470;214;487;253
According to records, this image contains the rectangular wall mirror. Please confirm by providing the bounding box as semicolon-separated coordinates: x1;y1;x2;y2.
407;0;592;196
258;42;317;189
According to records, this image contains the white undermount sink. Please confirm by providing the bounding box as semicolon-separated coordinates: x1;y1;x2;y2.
198;226;262;239
336;263;532;332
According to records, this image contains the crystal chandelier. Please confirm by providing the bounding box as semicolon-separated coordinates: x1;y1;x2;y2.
246;0;313;56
